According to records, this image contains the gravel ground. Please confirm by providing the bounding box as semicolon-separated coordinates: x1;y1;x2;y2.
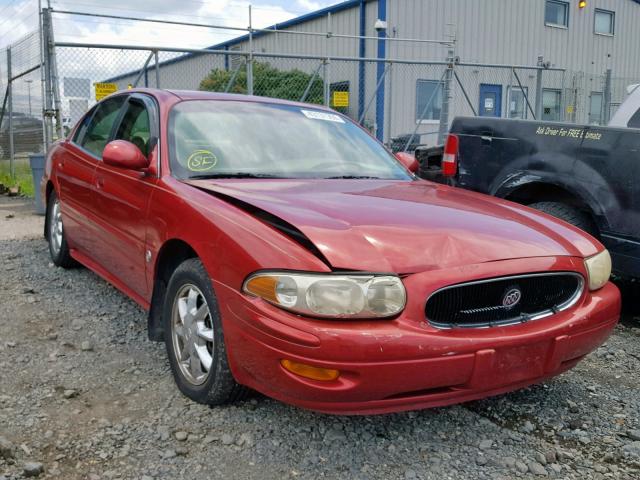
1;195;640;480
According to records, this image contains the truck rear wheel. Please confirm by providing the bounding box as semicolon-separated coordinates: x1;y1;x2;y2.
529;202;598;237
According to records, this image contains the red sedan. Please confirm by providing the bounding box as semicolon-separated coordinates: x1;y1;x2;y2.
42;89;620;415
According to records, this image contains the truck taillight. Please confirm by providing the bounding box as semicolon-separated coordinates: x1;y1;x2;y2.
442;134;459;177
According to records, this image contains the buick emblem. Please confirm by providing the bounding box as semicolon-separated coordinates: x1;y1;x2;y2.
502;288;522;309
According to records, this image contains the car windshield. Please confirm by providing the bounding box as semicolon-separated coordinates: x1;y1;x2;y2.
168;100;412;180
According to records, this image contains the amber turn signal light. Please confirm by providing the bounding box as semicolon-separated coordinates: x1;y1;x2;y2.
244;275;279;303
280;359;340;381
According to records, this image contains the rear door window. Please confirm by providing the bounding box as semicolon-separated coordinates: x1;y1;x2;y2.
79;96;126;158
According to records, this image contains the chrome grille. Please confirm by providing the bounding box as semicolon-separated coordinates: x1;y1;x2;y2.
425;272;584;329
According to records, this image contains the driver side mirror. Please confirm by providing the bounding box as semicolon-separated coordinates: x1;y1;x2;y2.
395;152;419;174
103;140;150;171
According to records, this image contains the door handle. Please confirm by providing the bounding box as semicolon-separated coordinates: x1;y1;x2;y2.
481;135;493;145
96;177;104;189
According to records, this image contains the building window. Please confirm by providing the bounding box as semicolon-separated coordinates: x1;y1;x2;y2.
594;9;614;35
508;86;529;119
415;79;443;122
545;0;569;28
542;89;562;121
589;92;603;125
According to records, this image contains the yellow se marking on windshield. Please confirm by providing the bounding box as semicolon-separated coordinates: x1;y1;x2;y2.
187;150;218;171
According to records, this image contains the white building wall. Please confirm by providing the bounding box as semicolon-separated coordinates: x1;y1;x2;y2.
108;0;640;143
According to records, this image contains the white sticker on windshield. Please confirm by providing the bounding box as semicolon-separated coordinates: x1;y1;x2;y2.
301;109;345;123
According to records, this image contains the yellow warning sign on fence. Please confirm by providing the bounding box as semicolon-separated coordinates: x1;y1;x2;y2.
95;82;118;101
332;91;349;107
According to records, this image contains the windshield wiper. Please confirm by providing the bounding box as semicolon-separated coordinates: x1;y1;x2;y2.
187;173;286;179
323;175;383;179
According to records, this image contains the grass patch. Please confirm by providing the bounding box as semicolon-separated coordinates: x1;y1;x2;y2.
0;159;35;197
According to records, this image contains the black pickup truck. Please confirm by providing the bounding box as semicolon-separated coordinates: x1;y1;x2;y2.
420;87;640;279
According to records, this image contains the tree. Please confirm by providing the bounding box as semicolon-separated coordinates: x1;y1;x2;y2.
199;62;324;104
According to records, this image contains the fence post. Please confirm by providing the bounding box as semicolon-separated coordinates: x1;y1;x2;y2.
42;7;54;151
44;8;63;140
154;49;160;88
437;49;454;145
507;67;514;119
324;12;332;107
38;1;48;154
7;48;14;179
535;55;543;119
385;60;393;143
247;5;253;95
603;68;612;125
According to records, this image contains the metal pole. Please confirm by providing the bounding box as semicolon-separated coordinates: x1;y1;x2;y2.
437;49;454;145
44;8;63;139
535;55;543;119
154;49;160;88
51;42;565;71
7;48;14;179
603;68;612;125
507;67;513;118
560;70;566;121
323;60;330;106
26;80;33;115
247;5;253;96
38;0;48;153
386;61;393;143
49;9;456;47
385;27;397;144
324;12;332;107
42;6;53;150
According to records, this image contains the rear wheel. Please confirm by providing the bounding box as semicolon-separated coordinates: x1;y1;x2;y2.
163;258;248;405
529;201;598;237
46;191;77;268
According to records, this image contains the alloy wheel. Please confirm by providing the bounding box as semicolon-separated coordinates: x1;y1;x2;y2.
49;198;63;256
171;284;215;385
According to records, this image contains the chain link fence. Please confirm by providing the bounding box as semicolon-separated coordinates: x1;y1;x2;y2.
0;31;45;174
2;4;640;178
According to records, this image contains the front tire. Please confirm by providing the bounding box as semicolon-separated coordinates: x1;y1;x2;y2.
46;191;77;268
529;201;598;237
163;258;247;405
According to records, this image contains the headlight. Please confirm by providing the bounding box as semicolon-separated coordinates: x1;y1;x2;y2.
584;249;612;291
243;272;406;318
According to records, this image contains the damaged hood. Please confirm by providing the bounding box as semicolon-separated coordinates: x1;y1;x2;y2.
186;179;600;273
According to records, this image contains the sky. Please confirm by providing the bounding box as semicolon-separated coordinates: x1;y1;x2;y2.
0;0;344;118
0;0;343;50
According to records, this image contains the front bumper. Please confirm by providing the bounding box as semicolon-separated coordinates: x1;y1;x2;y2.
215;256;620;415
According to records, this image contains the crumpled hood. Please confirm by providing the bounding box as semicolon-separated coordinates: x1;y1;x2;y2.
186;179;600;273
